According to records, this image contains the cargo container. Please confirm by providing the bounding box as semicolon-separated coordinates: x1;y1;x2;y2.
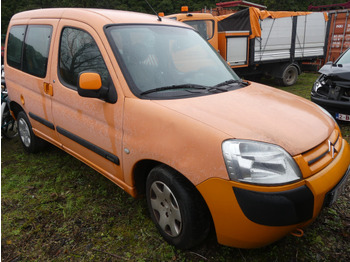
325;9;350;63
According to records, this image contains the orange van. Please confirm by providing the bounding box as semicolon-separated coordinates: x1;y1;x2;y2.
4;8;350;249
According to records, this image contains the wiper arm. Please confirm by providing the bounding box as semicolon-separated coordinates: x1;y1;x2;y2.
214;79;241;87
140;84;207;95
214;79;249;88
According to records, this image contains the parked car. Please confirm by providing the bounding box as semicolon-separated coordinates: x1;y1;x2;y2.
311;48;350;122
4;8;350;250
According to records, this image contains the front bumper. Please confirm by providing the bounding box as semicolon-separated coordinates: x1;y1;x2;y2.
311;95;350;117
197;139;350;248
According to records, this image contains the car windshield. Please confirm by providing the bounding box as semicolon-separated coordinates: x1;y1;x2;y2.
337;48;350;65
183;20;214;40
105;25;241;98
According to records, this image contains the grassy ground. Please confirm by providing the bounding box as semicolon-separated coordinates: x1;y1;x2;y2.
2;73;350;261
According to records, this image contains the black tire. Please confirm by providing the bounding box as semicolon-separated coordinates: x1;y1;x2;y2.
277;65;298;86
146;165;211;249
17;111;46;153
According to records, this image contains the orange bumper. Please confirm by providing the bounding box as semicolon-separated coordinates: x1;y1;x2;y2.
197;139;350;248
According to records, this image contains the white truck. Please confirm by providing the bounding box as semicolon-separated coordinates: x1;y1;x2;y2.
167;7;328;86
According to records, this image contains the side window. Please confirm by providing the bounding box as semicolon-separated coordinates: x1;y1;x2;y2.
7;24;52;78
7;25;26;69
23;25;52;78
59;27;110;89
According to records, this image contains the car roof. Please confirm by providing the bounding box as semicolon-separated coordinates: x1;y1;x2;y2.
11;8;190;29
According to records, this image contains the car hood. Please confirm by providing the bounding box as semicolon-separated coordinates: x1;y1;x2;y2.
319;63;350;82
153;83;334;156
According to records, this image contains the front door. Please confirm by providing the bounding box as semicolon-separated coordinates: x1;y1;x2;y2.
50;20;125;183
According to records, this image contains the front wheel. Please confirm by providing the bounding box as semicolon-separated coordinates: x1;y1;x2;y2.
146;165;211;249
17;111;46;153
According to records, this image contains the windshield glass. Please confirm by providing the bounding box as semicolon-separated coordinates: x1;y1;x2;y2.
337;48;350;65
183;20;214;40
106;25;241;98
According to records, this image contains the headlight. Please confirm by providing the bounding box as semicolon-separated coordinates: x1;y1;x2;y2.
222;140;302;185
312;75;325;93
312;80;322;92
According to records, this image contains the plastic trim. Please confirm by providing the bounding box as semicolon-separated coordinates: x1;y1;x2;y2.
56;126;120;165
233;185;314;226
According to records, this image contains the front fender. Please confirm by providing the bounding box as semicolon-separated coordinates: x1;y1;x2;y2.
121;97;229;187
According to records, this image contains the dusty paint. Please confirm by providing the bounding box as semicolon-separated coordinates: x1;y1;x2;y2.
5;8;350;249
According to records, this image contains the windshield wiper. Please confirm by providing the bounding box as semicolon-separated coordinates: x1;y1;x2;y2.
140;84;208;95
213;79;246;88
140;80;248;96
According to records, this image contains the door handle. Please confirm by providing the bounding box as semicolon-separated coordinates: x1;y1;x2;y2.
43;82;53;96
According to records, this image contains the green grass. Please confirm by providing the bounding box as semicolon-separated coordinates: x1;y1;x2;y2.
2;73;350;261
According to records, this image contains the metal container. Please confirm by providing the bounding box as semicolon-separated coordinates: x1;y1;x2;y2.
326;10;350;63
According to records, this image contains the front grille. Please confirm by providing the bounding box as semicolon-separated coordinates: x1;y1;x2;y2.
299;129;342;178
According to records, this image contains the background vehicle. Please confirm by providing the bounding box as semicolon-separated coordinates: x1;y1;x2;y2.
166;7;328;86
311;47;350;121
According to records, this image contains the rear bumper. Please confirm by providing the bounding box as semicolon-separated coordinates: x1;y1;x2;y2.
197;139;350;248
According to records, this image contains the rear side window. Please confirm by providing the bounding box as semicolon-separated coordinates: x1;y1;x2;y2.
23;25;52;78
59;27;110;89
6;24;52;78
7;25;26;69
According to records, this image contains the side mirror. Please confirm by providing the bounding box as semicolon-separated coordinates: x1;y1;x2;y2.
78;72;117;103
78;72;108;99
79;72;102;90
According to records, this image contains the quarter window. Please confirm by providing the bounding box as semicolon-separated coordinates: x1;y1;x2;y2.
59;27;110;89
6;24;52;78
23;25;52;78
7;25;26;69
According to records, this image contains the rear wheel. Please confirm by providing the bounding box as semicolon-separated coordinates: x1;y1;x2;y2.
277;65;298;86
146;165;211;249
17;111;46;153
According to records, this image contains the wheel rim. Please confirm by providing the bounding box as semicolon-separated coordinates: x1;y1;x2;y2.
149;181;182;237
18;118;31;147
285;68;297;85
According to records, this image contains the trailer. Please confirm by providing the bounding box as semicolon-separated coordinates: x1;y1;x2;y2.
166;7;329;86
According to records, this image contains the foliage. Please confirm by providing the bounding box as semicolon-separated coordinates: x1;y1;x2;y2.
0;0;345;35
2;73;350;261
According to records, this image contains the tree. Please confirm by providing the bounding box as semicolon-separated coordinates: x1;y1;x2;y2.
1;0;347;35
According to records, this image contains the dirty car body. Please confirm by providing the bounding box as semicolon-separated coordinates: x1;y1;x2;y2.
311;48;350;121
4;8;350;250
